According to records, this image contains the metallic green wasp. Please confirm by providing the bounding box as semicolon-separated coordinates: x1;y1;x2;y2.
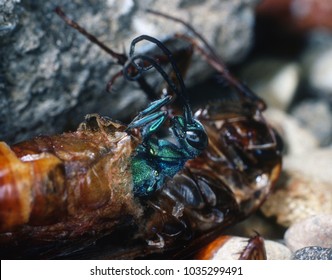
123;35;208;197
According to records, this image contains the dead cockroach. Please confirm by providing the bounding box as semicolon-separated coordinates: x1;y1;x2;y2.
0;8;282;259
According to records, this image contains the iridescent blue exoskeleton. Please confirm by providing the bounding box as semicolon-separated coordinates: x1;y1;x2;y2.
123;35;208;197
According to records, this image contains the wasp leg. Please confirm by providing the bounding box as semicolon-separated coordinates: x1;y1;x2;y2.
131;95;172;121
129;111;168;142
127;95;173;140
239;234;267;260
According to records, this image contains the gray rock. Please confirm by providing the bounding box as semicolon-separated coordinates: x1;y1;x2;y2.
283;148;332;183
264;108;319;155
0;0;19;36
284;214;332;252
291;100;332;146
310;48;332;97
240;59;300;110
302;31;332;101
293;246;332;260
0;0;259;144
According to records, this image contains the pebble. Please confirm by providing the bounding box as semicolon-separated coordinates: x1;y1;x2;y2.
240;59;300;110
261;149;332;227
291;100;332;146
264;108;319;155
265;240;292;260
309;47;332;98
196;236;291;260
261;173;332;227
283;148;332;183
284;214;332;252
293;246;332;260
302;31;332;99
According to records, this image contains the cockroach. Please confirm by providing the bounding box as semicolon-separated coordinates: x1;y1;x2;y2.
0;8;282;259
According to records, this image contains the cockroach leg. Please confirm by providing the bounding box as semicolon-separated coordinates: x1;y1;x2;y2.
239;233;267;260
55;6;158;99
146;9;267;112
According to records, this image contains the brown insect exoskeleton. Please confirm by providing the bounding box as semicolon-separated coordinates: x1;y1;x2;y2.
0;7;282;259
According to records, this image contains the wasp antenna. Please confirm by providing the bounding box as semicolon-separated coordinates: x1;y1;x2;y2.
54;6;128;65
128;35;194;123
129;35;187;95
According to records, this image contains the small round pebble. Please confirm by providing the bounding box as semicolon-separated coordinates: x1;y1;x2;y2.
291;100;332;146
240;59;299;110
265;240;292;260
284;214;332;252
293;246;332;260
309;48;332;98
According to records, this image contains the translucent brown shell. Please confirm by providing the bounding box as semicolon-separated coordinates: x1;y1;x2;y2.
0;114;142;240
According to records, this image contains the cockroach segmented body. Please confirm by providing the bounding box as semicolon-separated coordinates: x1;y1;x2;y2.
0;115;142;238
0;8;282;259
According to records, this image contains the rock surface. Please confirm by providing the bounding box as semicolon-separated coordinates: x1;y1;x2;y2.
264;108;319;155
291;100;332;146
282;148;332;183
284;214;332;252
0;0;259;144
261;149;332;227
302;32;332;101
240;59;300;110
292;246;332;260
261;174;332;228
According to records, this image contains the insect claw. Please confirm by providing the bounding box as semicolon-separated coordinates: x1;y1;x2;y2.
147;233;165;248
127;111;167;130
106;70;124;93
